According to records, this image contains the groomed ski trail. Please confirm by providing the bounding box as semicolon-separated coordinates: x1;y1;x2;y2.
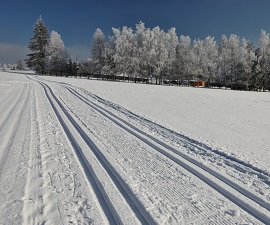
29;75;269;225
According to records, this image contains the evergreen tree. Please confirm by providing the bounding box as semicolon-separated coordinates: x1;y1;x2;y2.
26;16;49;74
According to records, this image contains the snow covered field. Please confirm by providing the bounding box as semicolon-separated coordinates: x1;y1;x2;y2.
45;75;270;169
1;71;270;224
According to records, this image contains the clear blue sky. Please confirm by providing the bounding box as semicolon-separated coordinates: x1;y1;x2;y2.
1;0;270;63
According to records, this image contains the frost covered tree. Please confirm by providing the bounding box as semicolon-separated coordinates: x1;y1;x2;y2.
217;34;255;88
203;36;218;84
257;30;270;90
164;27;178;81
133;21;154;78
113;26;127;76
45;31;70;74
79;58;95;75
102;36;117;77
26;16;49;74
16;59;24;70
109;23;178;83
227;34;242;84
191;38;204;79
112;26;137;78
231;38;252;89
175;35;192;82
84;21;270;89
1;64;7;71
241;39;258;89
150;26;169;84
218;35;231;86
136;24;155;79
91;28;106;74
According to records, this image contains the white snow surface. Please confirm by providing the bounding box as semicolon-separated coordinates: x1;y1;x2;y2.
45;75;270;169
1;71;270;225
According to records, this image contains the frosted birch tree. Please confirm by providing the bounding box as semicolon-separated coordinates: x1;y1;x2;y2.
203;36;218;84
139;26;155;80
91;28;106;74
191;38;204;78
164;27;178;81
102;39;116;77
227;34;242;84
113;26;142;80
175;35;192;83
45;31;70;73
150;26;168;84
258;29;270;89
241;39;257;89
218;35;230;86
16;59;24;70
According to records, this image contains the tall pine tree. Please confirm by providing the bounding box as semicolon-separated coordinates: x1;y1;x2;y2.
26;16;49;74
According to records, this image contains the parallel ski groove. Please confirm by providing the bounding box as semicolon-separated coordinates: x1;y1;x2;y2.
82;86;270;180
64;85;270;225
34;76;270;179
37;80;156;225
38;81;119;225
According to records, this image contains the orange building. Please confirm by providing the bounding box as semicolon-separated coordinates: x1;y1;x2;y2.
194;80;205;87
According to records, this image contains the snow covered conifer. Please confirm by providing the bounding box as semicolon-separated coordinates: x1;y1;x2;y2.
45;31;70;74
26;16;49;74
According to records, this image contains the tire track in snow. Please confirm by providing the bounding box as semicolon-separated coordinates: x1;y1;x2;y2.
64;85;270;224
35;80;156;225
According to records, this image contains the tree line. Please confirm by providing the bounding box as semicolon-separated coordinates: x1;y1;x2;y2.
0;59;24;71
26;17;270;91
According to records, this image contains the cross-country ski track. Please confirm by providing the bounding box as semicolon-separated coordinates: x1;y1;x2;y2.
0;71;270;224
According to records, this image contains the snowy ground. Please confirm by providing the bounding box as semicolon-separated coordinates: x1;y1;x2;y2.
1;71;270;224
44;76;270;169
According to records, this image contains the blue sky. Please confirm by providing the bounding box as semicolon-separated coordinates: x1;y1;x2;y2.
1;0;270;63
